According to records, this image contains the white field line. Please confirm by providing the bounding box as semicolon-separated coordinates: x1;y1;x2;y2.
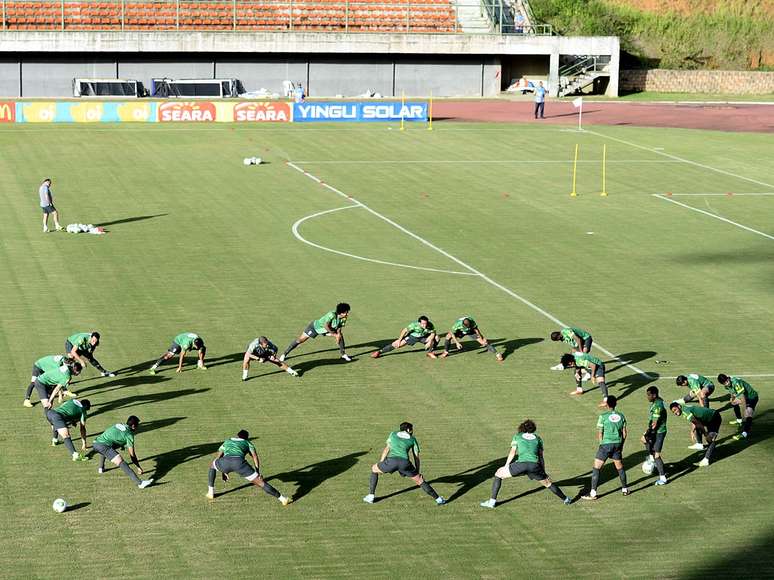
662;193;774;197
584;129;774;190
653;194;774;241
292;205;477;276
292;159;681;165
286;161;654;380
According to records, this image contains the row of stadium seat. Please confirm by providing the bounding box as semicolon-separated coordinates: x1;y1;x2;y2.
1;1;457;31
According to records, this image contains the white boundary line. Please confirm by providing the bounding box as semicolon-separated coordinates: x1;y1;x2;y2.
663;193;774;197
292;205;477;276
653;194;774;241
584;129;774;190
292;159;681;165
286;161;654;380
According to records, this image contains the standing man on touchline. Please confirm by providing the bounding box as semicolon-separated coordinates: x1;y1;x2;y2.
534;82;547;119
39;178;63;233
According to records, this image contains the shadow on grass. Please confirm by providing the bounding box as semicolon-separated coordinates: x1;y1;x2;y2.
604;351;657;374
268;450;369;501
145;440;223;482
87;416;186;440
89;388;209;418
428;458;504;503
76;374;172;396
95;213;168;227
64;502;90;512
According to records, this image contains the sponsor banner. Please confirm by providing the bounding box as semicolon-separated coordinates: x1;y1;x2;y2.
233;101;291;122
158;101;217;122
0;101;15;122
16;101;157;123
292;101;428;123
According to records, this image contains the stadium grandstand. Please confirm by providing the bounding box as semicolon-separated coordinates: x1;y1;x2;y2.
0;0;619;97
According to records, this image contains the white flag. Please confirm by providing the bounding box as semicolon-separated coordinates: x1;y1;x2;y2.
572;97;583;108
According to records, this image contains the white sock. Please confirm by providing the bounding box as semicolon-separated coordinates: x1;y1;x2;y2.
279;495;287;502
649;455;655;462
242;369;248;380
208;486;214;494
151;364;157;369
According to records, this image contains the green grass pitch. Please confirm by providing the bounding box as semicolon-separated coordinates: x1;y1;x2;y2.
0;121;772;578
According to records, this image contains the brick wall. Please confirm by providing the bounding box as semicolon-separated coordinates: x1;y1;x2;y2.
620;69;774;95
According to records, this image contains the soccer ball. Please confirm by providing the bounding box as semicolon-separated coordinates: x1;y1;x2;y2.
253;157;262;165
52;498;68;513
641;460;655;475
243;158;252;166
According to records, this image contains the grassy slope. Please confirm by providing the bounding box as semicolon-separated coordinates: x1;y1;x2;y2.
0;123;773;578
531;0;774;69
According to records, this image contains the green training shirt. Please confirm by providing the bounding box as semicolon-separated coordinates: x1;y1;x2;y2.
174;332;200;350
510;432;543;463
451;317;477;333
561;327;591;346
37;366;71;387
68;333;92;350
680;404;715;425
313;311;346;334
406;321;434;338
219;437;256;458
35;355;65;373
597;410;627;444
386;431;420;460
726;377;758;401
649;398;668;434
573;352;603;370
686;374;712;394
95;423;135;449
54;399;87;425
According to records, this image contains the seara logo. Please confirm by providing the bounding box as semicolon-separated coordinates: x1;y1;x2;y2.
158;101;216;122
234;102;290;122
0;102;15;123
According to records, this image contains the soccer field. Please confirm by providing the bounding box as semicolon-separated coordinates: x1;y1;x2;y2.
1;121;773;579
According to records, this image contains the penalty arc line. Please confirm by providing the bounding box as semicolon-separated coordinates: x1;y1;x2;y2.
292;205;478;276
653;195;774;241
286;161;654;380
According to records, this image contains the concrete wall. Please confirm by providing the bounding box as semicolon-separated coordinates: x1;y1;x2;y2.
215;57;307;94
620;69;774;95
0;53;507;97
21;57;115;97
0;59;20;96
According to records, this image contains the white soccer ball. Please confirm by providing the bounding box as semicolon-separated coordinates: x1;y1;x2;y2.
641;460;655;475
252;157;262;165
243;158;251;166
52;498;68;513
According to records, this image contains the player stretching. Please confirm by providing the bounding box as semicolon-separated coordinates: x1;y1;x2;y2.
150;332;206;374
363;422;446;505
281;303;352;362
23;354;76;407
66;331;115;377
206;430;292;505
242;336;298;380
480;419;571;508
438;316;502;361
561;352;608;405
676;373;715;408
551;326;593;353
641;386;668;485
93;416;153;488
582;395;629;500
32;360;82;410
47;398;91;462
670;402;721;467
371;316;439;359
718;374;758;441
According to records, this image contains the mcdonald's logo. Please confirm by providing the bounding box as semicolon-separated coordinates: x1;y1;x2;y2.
0;102;15;123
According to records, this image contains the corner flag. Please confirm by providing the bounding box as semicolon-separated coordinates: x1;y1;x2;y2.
572;97;583;108
573;97;584;130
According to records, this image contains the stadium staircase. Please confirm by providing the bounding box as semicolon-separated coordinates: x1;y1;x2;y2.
0;0;459;32
557;55;610;96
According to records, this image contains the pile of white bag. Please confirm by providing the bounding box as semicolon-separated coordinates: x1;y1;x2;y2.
66;223;106;234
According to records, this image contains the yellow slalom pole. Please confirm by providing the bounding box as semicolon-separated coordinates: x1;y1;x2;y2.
600;144;608;196
428;90;433;131
400;90;405;131
570;144;579;196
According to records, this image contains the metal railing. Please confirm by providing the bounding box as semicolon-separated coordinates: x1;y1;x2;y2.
0;0;551;34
